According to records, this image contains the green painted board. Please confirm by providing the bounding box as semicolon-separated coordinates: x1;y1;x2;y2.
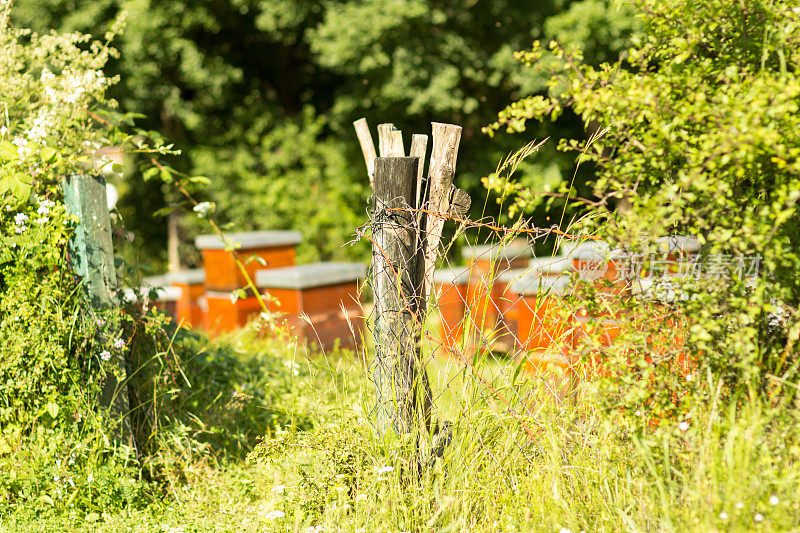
62;174;117;307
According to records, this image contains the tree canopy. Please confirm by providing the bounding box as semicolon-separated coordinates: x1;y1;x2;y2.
12;0;636;266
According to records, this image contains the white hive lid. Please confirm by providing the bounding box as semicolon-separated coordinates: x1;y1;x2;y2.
461;239;533;261
195;230;302;250
657;235;701;254
509;274;572;296
433;267;472;286
255;262;365;290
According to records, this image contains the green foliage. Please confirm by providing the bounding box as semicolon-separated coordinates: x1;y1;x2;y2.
487;0;800;430
11;0;638;266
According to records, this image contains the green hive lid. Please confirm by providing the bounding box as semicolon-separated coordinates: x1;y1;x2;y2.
195;230;302;250
460;239;533;261
510;274;572;296
255;262;365;290
433;267;472;286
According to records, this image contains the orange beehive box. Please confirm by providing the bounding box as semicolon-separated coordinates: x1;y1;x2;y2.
167;269;205;328
506;274;573;355
196;230;302;292
255;262;366;350
460;240;533;333
433;267;472;352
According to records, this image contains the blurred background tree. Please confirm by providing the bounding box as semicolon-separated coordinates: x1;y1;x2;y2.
12;0;637;268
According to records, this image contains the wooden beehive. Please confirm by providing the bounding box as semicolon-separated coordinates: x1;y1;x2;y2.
255;262;366;350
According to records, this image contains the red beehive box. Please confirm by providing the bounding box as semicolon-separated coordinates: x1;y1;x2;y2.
255;262;366;350
196;230;302;292
432;267;472;352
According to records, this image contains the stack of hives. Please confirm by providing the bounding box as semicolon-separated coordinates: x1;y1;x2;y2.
145;230;365;350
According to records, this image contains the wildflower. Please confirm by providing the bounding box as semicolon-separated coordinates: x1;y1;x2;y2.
14;213;28;225
685;374;693;382
87;474;94;483
193;202;214;218
677;421;689;432
14;225;25;234
100;351;111;361
264;510;285;520
113;338;126;349
559;529;571;533
377;466;394;475
335;473;346;480
271;485;287;494
37;205;49;215
96;319;106;327
67;477;74;487
356;493;367;503
736;502;744;509
769;495;779;505
35;217;48;224
719;512;728;520
335;486;347;493
754;513;764;522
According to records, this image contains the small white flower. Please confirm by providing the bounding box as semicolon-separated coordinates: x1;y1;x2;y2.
14;212;29;225
67;477;74;487
193;202;214;218
558;529;571;533
35;217;48;224
305;526;324;533
754;513;764;522
96;319;106;327
271;485;287;494
685;374;693;382
87;474;94;483
719;511;728;520
14;225;25;234
678;421;689;432
335;486;347;493
377;466;394;475
37;205;50;216
736;502;744;509
356;493;367;502
335;473;346;480
769;495;779;505
264;510;285;520
114;338;126;349
100;351;111;361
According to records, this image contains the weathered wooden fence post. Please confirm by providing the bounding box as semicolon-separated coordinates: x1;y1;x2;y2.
371;157;431;437
63;174;131;442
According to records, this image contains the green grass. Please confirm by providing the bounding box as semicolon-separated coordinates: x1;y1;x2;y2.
5;324;800;532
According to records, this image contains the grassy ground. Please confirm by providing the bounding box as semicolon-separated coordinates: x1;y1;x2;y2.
5;323;800;532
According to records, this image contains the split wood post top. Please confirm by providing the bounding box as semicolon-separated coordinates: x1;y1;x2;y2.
423;123;469;299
